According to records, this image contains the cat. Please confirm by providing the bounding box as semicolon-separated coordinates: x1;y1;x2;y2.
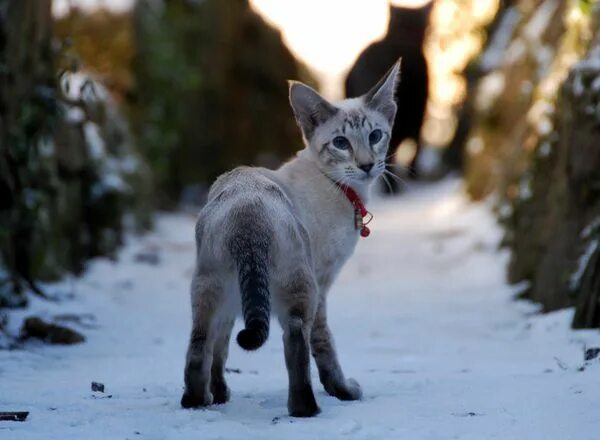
345;2;432;189
180;62;400;417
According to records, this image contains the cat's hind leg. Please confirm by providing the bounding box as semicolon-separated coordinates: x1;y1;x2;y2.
277;270;320;417
181;274;223;408
311;297;362;401
210;316;235;404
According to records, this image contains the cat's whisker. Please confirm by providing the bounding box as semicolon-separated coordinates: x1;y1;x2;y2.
384;152;397;162
393;163;418;179
378;173;394;194
383;169;407;189
383;167;403;181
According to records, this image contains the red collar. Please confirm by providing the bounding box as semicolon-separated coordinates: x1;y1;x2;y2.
334;183;373;238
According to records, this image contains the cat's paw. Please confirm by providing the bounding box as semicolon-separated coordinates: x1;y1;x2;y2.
210;380;230;404
326;378;362;401
288;386;321;417
180;389;214;408
343;378;363;400
288;400;321;418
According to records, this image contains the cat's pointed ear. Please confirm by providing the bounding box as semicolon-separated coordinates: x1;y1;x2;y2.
364;60;401;124
422;1;435;15
289;81;338;140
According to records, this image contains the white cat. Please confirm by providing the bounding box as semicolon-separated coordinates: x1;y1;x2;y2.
181;61;400;417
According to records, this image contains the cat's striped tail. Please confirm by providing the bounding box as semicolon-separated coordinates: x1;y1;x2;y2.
230;231;270;351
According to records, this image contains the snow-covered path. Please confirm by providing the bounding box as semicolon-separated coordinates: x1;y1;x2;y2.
2;180;599;440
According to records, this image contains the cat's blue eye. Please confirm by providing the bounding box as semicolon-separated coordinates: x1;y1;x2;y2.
369;129;383;145
332;136;351;150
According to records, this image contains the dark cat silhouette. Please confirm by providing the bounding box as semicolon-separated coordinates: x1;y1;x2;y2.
345;2;432;191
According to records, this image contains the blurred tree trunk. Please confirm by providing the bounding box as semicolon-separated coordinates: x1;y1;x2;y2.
0;0;56;306
443;0;518;173
0;0;151;309
463;1;600;327
510;33;600;317
463;0;568;200
563;30;600;328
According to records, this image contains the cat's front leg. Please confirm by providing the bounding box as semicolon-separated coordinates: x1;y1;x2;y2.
310;298;362;401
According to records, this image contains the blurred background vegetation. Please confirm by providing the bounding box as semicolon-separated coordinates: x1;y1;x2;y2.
1;0;599;329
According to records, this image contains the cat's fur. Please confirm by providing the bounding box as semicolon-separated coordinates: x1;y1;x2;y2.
181;62;400;417
345;2;432;186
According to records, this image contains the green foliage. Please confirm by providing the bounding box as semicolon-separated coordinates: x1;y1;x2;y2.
131;0;309;205
131;1;204;200
577;0;596;16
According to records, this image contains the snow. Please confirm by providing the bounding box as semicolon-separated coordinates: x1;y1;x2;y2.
574;46;600;72
90;172;130;200
90;156;132;200
527;100;555;136
479;7;520;72
593;76;600;92
572;45;600;97
466;136;484;155
523;0;560;44
538;141;552;157
506;38;527;64
60;72;108;102
518;177;532;201
581;216;600;239
536;118;553;136
83;122;106;160
39;138;55;158
65;107;86;124
569;239;599;292
2;180;599;440
52;0;136;17
497;202;513;220
475;72;505;112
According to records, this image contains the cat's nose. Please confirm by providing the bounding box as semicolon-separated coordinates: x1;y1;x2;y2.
358;163;374;173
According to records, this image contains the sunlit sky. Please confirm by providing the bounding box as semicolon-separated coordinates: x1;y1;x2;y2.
250;0;430;95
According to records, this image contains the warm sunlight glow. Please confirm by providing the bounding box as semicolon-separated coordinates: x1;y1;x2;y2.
250;0;390;97
423;0;499;145
390;0;432;6
426;0;498;109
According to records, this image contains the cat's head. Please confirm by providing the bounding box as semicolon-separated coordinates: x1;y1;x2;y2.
388;1;433;42
289;61;400;188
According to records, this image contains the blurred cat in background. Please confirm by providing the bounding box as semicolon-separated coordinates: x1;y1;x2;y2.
345;1;432;192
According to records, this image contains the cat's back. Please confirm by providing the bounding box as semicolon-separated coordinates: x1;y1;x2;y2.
209;166;280;198
197;166;308;263
202;166;293;220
